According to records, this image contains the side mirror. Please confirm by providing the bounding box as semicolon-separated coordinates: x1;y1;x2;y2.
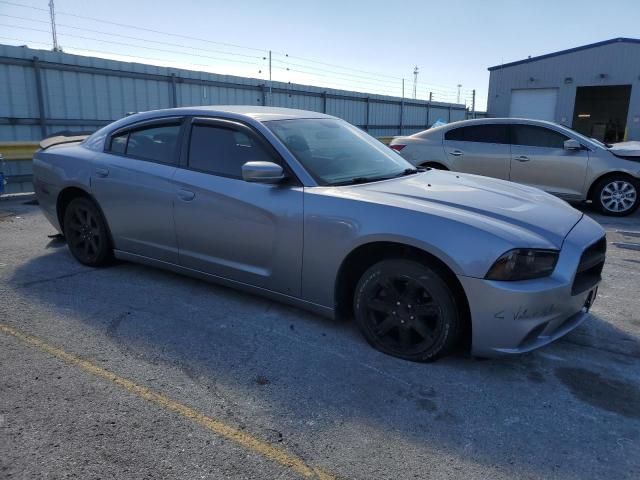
564;139;582;151
241;161;287;184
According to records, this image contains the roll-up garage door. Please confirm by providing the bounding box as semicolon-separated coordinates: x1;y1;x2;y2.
509;88;558;121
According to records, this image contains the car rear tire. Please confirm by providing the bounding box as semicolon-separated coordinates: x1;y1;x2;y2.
353;259;461;362
593;175;639;216
420;162;448;170
63;197;112;266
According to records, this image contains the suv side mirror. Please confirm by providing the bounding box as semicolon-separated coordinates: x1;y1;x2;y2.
564;139;582;151
242;161;287;184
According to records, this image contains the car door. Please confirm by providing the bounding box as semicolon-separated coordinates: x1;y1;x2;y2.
442;124;510;179
172;117;304;297
509;124;589;199
91;118;184;263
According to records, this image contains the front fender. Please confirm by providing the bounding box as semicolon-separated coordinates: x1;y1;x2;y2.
301;192;515;308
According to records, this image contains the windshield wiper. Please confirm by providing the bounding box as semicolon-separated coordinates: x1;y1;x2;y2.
330;168;425;186
339;176;380;185
394;168;423;177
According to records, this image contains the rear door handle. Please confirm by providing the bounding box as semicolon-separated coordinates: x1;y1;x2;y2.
95;167;109;177
177;189;195;202
514;156;530;162
449;150;463;157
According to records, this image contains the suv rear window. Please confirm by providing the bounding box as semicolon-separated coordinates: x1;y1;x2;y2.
444;124;508;144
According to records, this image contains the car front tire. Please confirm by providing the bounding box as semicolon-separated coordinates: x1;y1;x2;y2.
63;197;112;267
353;259;461;362
593;175;639;216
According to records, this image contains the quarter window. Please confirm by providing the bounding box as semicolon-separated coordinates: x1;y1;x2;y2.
188;124;275;178
110;132;127;154
510;125;569;148
444;125;508;144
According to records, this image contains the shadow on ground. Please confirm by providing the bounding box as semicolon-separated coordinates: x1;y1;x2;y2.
6;248;640;480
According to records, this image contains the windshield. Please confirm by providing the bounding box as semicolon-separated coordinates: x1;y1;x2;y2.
266;118;414;185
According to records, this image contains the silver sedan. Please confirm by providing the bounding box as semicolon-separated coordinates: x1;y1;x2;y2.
390;118;640;216
33;106;605;361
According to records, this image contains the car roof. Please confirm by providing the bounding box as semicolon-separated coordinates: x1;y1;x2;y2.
444;117;563;128
411;117;567;137
124;105;335;123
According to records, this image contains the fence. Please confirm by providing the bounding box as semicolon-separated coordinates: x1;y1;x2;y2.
0;43;473;194
0;43;469;142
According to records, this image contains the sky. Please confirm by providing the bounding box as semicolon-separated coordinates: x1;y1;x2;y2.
1;0;639;111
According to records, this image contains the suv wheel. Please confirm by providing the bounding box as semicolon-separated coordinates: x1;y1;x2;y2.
354;259;461;362
593;176;639;216
63;197;112;266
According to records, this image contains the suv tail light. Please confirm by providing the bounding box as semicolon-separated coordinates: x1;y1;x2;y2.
389;144;406;151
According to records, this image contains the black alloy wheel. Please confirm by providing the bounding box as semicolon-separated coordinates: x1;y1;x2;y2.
63;197;112;266
354;259;461;362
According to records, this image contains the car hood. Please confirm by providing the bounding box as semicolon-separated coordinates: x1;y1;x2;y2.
608;141;640;159
343;171;583;248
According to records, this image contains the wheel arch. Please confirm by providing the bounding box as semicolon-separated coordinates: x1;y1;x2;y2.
56;186;114;247
333;241;471;349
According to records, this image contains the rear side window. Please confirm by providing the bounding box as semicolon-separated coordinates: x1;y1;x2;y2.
444;127;464;141
107;123;181;164
444;125;508;144
188;124;275;178
511;125;569;148
127;125;180;163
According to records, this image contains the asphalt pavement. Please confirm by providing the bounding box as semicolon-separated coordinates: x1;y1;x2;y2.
1;195;639;480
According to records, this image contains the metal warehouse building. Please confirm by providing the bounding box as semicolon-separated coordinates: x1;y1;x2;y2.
487;37;640;142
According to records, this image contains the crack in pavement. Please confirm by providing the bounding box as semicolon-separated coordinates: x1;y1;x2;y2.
16;268;98;288
560;337;640;360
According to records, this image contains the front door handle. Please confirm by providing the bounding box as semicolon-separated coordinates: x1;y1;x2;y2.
177;189;195;202
449;150;463;157
514;156;530;162
95;167;109;177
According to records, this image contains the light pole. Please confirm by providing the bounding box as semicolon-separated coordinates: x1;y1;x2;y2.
456;84;462;104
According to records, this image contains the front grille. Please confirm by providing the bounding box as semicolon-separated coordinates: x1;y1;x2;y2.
572;236;606;295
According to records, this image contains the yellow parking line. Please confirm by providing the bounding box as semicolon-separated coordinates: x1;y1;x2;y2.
0;323;336;480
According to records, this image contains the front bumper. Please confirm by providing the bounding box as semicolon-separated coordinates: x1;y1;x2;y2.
459;216;605;357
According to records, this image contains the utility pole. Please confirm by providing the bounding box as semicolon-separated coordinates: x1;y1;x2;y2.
412;66;419;100
400;79;405;135
49;0;61;51
429;91;433;102
457;84;462;104
268;50;272;104
471;89;476;118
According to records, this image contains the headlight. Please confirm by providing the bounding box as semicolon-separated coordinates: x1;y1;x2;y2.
485;249;559;281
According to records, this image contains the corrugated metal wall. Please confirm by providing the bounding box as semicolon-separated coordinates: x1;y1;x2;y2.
487;40;640;140
0;43;467;142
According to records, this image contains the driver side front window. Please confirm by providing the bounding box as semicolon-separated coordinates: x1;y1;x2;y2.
510;125;569;149
187;124;276;179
